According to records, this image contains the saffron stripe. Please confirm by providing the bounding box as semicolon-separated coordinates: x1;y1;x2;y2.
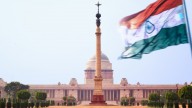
120;5;185;46
120;0;182;29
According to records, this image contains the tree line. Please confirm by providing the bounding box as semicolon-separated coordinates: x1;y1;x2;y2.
120;85;192;108
141;85;192;108
1;81;78;107
0;82;51;108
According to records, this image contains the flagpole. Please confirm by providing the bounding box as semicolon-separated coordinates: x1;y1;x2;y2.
182;0;192;57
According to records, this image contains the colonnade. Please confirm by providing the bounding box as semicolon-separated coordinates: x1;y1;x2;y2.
142;89;172;98
77;89;120;101
32;89;176;101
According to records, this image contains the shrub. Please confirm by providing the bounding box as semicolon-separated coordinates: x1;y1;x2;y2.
41;102;45;107
30;102;34;108
175;102;179;108
0;101;5;108
35;102;39;108
188;103;192;108
50;100;55;106
63;102;66;105
182;103;186;108
16;101;20;108
72;102;76;106
120;96;128;106
45;101;50;107
64;96;76;106
20;102;24;108
141;100;148;106
166;102;173;108
12;102;17;108
120;101;123;106
6;102;11;108
23;102;28;108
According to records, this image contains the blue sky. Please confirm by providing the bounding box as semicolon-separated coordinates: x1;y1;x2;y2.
0;0;192;85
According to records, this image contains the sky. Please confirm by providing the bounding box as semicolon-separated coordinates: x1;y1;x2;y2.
0;0;192;85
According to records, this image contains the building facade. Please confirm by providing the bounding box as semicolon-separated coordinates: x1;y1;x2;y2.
0;53;188;105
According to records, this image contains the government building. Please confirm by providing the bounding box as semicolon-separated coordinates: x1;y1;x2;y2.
0;53;188;105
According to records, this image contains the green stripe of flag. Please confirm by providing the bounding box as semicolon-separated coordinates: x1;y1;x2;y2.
120;24;188;59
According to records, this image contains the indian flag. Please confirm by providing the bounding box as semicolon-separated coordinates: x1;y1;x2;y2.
119;0;188;59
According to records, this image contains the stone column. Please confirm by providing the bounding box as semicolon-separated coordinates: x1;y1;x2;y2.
90;2;107;105
83;90;85;101
93;27;103;96
86;90;88;101
95;27;101;77
109;90;111;101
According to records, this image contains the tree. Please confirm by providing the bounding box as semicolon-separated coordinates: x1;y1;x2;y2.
178;85;192;101
35;92;47;101
4;82;29;99
178;85;192;108
45;101;50;107
12;99;17;108
50;100;55;106
120;96;128;106
35;102;40;108
28;90;37;103
67;96;76;106
63;96;67;101
63;96;67;105
29;102;35;108
0;98;6;108
17;90;31;101
6;98;11;108
165;91;179;108
129;97;135;106
148;93;160;107
141;100;148;106
149;93;160;102
165;91;179;102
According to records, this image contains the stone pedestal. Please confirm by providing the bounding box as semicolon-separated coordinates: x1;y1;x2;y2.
90;95;107;105
89;76;107;105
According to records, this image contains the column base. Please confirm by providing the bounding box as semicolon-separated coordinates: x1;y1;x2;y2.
89;95;107;106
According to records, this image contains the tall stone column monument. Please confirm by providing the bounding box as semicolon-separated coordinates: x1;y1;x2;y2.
90;2;107;105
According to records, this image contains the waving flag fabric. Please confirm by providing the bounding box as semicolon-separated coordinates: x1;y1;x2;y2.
120;0;188;59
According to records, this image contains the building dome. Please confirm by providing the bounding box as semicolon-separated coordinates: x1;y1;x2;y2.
89;52;109;61
85;52;113;85
85;52;112;70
